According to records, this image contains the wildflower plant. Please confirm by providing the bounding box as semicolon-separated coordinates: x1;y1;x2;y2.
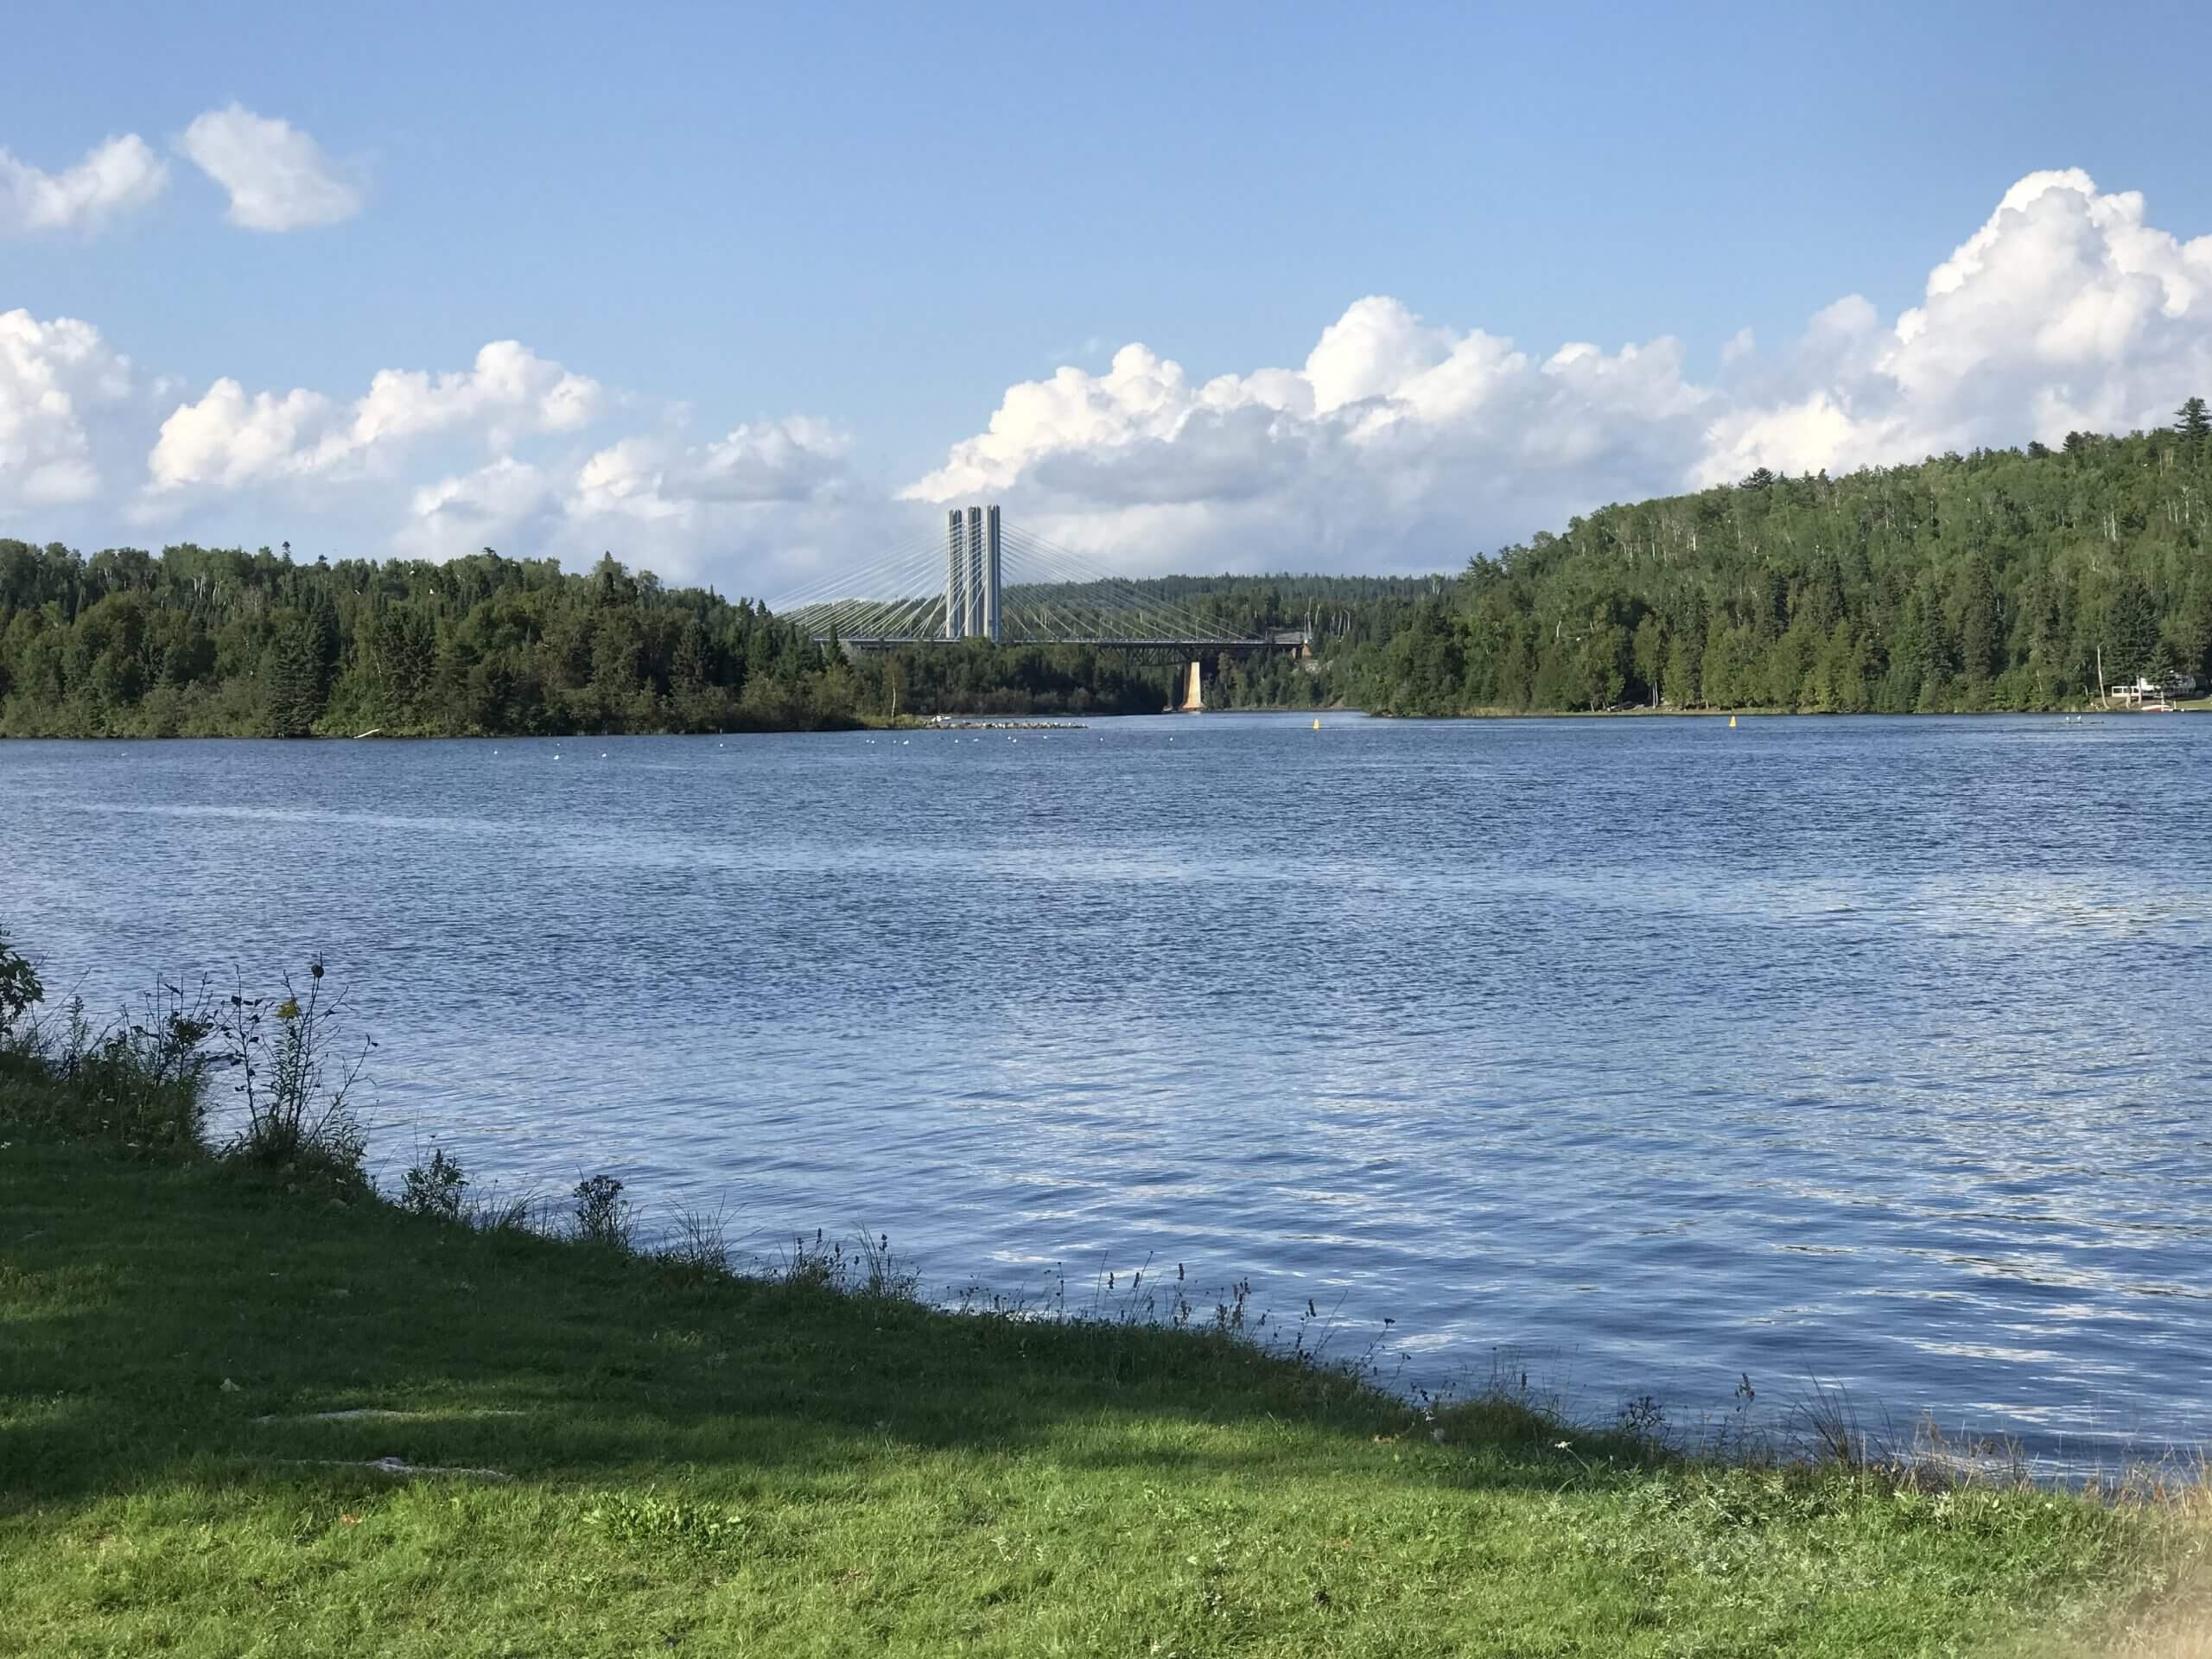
219;956;371;1186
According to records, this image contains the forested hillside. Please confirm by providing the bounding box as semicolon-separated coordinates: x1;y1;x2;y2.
0;542;1394;735
1344;407;2212;715
5;408;2209;734
0;545;875;737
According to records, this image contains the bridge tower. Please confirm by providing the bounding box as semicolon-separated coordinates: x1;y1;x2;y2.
945;505;1001;642
944;510;969;639
965;507;984;638
983;505;1001;641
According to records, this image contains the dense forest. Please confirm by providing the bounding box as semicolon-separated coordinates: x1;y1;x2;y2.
0;543;1395;736
3;405;2208;735
0;546;868;738
1344;404;2212;715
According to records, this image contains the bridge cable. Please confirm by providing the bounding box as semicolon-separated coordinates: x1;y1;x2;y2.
999;529;1235;644
998;527;1220;639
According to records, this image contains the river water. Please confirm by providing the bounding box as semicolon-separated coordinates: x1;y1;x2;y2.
3;714;2207;1465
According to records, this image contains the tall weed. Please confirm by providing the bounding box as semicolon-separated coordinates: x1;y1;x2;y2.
217;958;370;1189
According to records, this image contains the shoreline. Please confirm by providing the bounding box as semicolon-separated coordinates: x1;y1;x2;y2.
2;933;2206;1653
3;1097;2206;1654
2;702;2205;741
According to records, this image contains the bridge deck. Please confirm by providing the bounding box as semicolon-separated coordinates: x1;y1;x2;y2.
817;632;1312;651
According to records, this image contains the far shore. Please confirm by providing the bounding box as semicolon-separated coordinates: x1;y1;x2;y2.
2;700;2205;742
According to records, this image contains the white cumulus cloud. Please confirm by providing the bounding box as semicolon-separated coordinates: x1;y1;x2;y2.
1699;168;2212;484
912;169;2212;573
397;457;563;559
555;417;864;584
906;302;1713;571
0;134;168;235
176;105;361;232
146;340;601;496
571;417;854;525
0;309;134;508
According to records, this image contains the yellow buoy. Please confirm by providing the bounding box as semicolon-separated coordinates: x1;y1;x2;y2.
1728;715;1738;728
1312;718;1320;730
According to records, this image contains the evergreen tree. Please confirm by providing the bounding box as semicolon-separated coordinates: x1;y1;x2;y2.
2106;579;2162;680
264;613;327;738
2176;396;2211;453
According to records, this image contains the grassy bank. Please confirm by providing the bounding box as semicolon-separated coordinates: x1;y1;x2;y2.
2;962;2207;1654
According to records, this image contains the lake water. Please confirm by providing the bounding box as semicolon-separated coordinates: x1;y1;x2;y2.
3;714;2208;1467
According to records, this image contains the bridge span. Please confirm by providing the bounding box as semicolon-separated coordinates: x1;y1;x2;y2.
768;506;1312;658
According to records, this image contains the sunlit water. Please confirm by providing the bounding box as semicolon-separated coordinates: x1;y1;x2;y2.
3;714;2208;1467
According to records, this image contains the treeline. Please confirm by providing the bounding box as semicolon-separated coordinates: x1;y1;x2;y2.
1346;405;2212;715
10;408;2209;734
0;544;886;738
0;548;1363;735
0;545;1281;736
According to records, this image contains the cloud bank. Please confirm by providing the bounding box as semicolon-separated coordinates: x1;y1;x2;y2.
907;168;2212;572
145;340;602;500
4;168;2211;590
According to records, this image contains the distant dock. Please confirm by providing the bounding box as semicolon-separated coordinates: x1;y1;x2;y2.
923;718;1087;732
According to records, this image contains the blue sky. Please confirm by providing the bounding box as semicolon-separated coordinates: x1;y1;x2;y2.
7;2;2212;592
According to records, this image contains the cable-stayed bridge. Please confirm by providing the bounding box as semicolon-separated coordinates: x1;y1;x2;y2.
768;506;1312;657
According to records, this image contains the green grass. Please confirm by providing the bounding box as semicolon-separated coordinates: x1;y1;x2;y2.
1;1115;2203;1656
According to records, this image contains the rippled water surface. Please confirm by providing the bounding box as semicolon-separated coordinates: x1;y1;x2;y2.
4;715;2209;1462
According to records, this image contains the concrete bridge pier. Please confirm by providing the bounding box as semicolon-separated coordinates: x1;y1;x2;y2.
1177;659;1204;712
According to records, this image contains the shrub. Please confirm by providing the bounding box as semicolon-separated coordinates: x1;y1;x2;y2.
400;1146;469;1221
572;1173;633;1251
0;928;42;1044
67;985;219;1155
1;965;218;1157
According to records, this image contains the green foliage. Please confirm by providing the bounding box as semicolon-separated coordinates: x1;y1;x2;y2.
0;541;1392;728
2177;396;2211;453
0;926;41;1041
0;543;864;737
0;976;218;1157
583;1491;756;1560
399;1146;469;1222
1342;423;2212;714
570;1171;633;1250
217;960;370;1191
775;1226;922;1300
